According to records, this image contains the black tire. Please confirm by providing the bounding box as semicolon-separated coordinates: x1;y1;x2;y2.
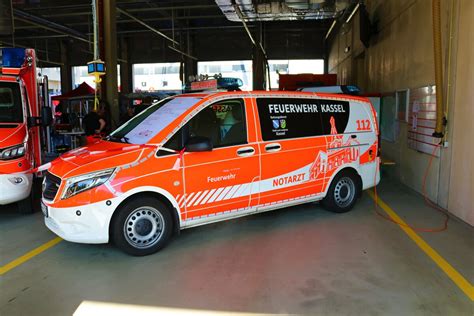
18;177;41;214
111;197;173;256
18;192;34;214
321;169;361;213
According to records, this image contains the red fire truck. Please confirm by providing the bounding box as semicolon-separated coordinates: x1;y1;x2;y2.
0;48;52;213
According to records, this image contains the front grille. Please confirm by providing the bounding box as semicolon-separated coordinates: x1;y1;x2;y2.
42;172;62;200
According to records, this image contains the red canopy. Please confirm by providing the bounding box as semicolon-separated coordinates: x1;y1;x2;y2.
52;82;95;101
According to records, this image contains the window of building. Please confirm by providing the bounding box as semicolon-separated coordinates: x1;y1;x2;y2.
268;59;324;90
132;63;181;92
396;89;409;122
38;67;61;95
198;61;252;91
380;94;398;142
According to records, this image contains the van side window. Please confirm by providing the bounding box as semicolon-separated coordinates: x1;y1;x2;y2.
0;83;24;123
256;98;324;141
318;99;351;135
157;129;183;156
187;99;247;148
257;98;351;140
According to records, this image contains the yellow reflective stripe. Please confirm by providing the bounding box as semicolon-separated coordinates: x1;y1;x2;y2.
0;237;62;276
367;191;474;301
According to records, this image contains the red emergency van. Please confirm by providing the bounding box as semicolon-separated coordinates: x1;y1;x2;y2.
0;48;52;213
41;91;380;255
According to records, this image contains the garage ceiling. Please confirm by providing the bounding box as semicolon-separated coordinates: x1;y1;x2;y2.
0;0;349;66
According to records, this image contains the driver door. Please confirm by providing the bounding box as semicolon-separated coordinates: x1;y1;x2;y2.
181;98;260;222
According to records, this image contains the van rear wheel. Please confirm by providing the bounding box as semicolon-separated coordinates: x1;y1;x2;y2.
112;197;172;256
17;192;34;214
321;170;360;213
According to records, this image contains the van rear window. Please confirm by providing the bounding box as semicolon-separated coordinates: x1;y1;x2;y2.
256;98;350;141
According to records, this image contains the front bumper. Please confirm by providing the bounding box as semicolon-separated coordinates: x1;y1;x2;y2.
43;197;120;244
0;173;33;205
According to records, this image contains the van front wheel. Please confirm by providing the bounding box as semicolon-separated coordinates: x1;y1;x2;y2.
112;197;172;256
321;170;360;213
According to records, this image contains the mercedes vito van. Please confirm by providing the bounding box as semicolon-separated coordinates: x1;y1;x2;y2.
41;91;380;255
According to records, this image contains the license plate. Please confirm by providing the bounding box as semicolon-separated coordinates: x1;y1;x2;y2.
41;202;49;218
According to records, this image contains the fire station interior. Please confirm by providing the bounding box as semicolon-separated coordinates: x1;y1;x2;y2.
0;0;473;315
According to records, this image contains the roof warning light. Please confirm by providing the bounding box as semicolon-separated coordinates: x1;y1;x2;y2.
0;48;26;68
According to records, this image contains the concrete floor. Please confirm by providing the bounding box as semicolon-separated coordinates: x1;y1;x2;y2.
0;175;473;316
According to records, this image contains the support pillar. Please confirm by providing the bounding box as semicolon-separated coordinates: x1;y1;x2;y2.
252;23;265;90
59;40;72;93
102;0;119;128
0;0;14;36
185;58;198;82
119;37;132;110
183;31;197;83
119;37;132;94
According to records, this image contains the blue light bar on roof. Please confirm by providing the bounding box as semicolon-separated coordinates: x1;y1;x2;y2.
0;48;26;68
216;77;243;90
346;85;360;93
186;77;243;92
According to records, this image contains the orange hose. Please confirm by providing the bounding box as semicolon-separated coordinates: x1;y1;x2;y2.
373;144;449;232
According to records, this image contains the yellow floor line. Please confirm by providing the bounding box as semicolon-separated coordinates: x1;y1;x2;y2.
367;190;474;301
0;237;62;276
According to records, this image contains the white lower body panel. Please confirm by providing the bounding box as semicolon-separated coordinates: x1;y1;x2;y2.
360;159;381;190
0;173;33;205
43;197;119;244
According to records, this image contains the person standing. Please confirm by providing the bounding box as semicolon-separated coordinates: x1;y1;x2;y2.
135;95;153;115
97;101;109;134
83;109;100;144
83;102;107;144
120;105;135;125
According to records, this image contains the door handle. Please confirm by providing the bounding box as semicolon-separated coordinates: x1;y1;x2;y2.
237;147;255;157
265;143;281;152
351;135;357;139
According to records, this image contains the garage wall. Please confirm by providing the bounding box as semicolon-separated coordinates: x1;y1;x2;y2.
328;0;473;226
447;0;473;225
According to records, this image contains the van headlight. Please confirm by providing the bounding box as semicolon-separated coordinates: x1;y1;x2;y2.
0;144;26;160
62;168;115;199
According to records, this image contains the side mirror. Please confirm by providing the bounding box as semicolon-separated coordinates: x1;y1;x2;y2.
27;116;37;127
27;107;53;128
41;107;53;127
186;136;213;152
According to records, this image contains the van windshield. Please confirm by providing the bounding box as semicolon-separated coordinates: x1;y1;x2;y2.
110;96;201;144
0;82;23;123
